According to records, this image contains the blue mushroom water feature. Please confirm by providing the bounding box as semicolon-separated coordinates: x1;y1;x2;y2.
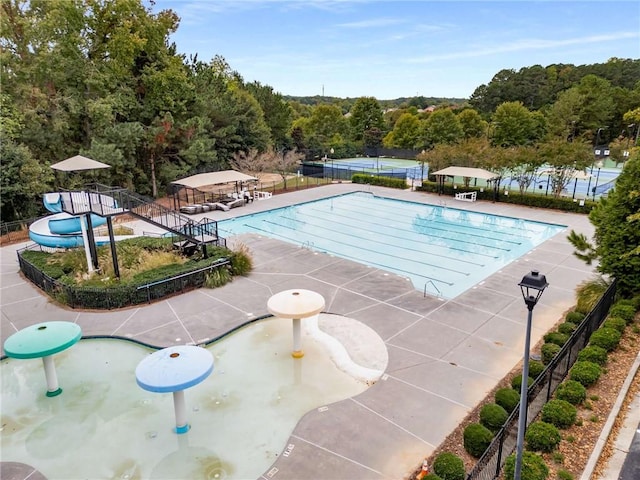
135;345;214;434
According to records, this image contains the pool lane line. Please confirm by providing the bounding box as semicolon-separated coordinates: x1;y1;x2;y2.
297;209;513;253
245;222;471;278
261;217;490;267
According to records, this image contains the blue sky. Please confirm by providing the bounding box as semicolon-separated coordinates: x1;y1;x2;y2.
152;1;640;100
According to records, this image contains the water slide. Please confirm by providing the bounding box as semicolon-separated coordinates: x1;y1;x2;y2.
29;192;110;248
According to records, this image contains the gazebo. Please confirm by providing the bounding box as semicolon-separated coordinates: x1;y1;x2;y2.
431;166;501;199
170;170;258;209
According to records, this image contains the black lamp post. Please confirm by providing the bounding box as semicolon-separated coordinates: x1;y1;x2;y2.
514;270;549;480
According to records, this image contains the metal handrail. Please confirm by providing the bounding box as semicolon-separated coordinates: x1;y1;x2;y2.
423;280;442;297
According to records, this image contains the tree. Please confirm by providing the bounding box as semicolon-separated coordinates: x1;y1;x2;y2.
424;108;463;145
538;139;593;197
349;97;384;144
492;102;538;146
588;153;640;296
383;113;422;149
457;109;485;139
245;81;293;149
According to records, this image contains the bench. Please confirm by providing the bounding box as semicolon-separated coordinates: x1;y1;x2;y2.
454;191;477;202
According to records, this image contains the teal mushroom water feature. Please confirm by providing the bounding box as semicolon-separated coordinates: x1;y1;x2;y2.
3;321;82;397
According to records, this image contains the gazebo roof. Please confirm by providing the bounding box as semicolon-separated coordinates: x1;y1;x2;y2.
432;166;499;181
171;170;258;189
50;155;111;172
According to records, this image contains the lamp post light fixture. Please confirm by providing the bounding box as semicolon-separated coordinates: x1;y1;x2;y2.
514;270;549;480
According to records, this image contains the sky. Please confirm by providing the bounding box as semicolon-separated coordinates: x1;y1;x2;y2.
152;1;640;100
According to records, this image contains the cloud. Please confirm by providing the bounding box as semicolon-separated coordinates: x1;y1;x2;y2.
406;32;640;64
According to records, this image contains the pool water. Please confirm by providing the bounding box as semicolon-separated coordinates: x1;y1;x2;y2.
1;317;375;479
218;192;566;298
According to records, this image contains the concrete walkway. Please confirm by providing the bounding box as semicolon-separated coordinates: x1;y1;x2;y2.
1;184;597;479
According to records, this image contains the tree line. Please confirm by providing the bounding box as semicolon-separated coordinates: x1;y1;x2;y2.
2;0;639;222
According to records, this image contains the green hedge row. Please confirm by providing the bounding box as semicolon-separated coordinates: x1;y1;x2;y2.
351;173;407;189
417;181;597;214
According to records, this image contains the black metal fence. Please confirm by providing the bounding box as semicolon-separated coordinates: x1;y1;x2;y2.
0;217;39;245
301;161;416;181
17;244;231;310
466;280;618;480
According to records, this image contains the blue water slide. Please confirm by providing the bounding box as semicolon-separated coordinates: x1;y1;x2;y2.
29;193;109;248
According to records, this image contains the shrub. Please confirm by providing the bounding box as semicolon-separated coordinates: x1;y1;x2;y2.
511;374;534;391
558;322;577;335
204;266;232;288
557;470;574;480
229;243;253;276
570;361;602;387
541;399;577;429
479;403;508;433
504;451;549;480
577;345;608;366
463;423;493;458
495;387;520;413
602;317;627;333
541;343;561;364
556;380;587;405
528;360;545;379
631;294;640;311
424;475;443;480
543;332;569;347
565;311;586;324
609;304;636;324
589;327;622;352
525;421;562;452
432;452;465;480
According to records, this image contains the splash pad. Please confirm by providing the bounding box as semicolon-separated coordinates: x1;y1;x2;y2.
1;315;386;479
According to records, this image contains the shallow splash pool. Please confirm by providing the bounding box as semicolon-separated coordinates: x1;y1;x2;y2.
218;192;566;298
1;316;382;479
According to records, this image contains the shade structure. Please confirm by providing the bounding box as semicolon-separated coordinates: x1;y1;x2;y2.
432;166;499;181
50;155;111;172
171;170;257;189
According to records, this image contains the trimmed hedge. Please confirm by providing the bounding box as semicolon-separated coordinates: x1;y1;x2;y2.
589;327;622;352
609;304;637;324
570;361;602;387
352;174;407;189
541;343;561;364
565;311;586;324
495;387;520;413
504;451;549;480
512;374;534;391
525;421;562;452
556;380;587;405
577;345;608;366
543;331;570;347
541;399;577;429
432;452;465;480
528;360;545;379
602;317;627;333
463;423;493;458
479;403;508;433
558;321;578;335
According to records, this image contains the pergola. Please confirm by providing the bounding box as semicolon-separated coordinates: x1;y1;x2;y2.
432;166;500;197
170;170;258;208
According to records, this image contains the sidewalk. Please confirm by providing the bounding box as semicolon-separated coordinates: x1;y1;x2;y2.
1;184;599;479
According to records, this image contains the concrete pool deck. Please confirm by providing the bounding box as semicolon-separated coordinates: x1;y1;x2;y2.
1;184;597;479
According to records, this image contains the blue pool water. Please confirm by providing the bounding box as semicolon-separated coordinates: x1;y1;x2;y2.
218;192;566;298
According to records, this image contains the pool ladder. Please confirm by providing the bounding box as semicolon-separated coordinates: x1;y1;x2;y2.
424;280;442;298
301;240;315;250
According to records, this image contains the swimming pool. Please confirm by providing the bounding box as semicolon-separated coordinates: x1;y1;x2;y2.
218;192;566;298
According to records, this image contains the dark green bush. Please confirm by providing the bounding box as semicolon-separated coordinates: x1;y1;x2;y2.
352;173;407;189
602;317;627;333
504;451;549;480
556;380;587;405
565;311;586;324
511;374;534;391
423;475;442;480
432;452;465;480
609;304;637;324
495;387;520;413
479;403;508;433
541;343;561;364
558;322;577;335
463;423;494;458
577;345;608;366
570;361;602;387
528;360;545;379
557;470;574;480
630;295;640;311
525;421;562;452
541;399;577;429
543;331;569;347
589;327;622;352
